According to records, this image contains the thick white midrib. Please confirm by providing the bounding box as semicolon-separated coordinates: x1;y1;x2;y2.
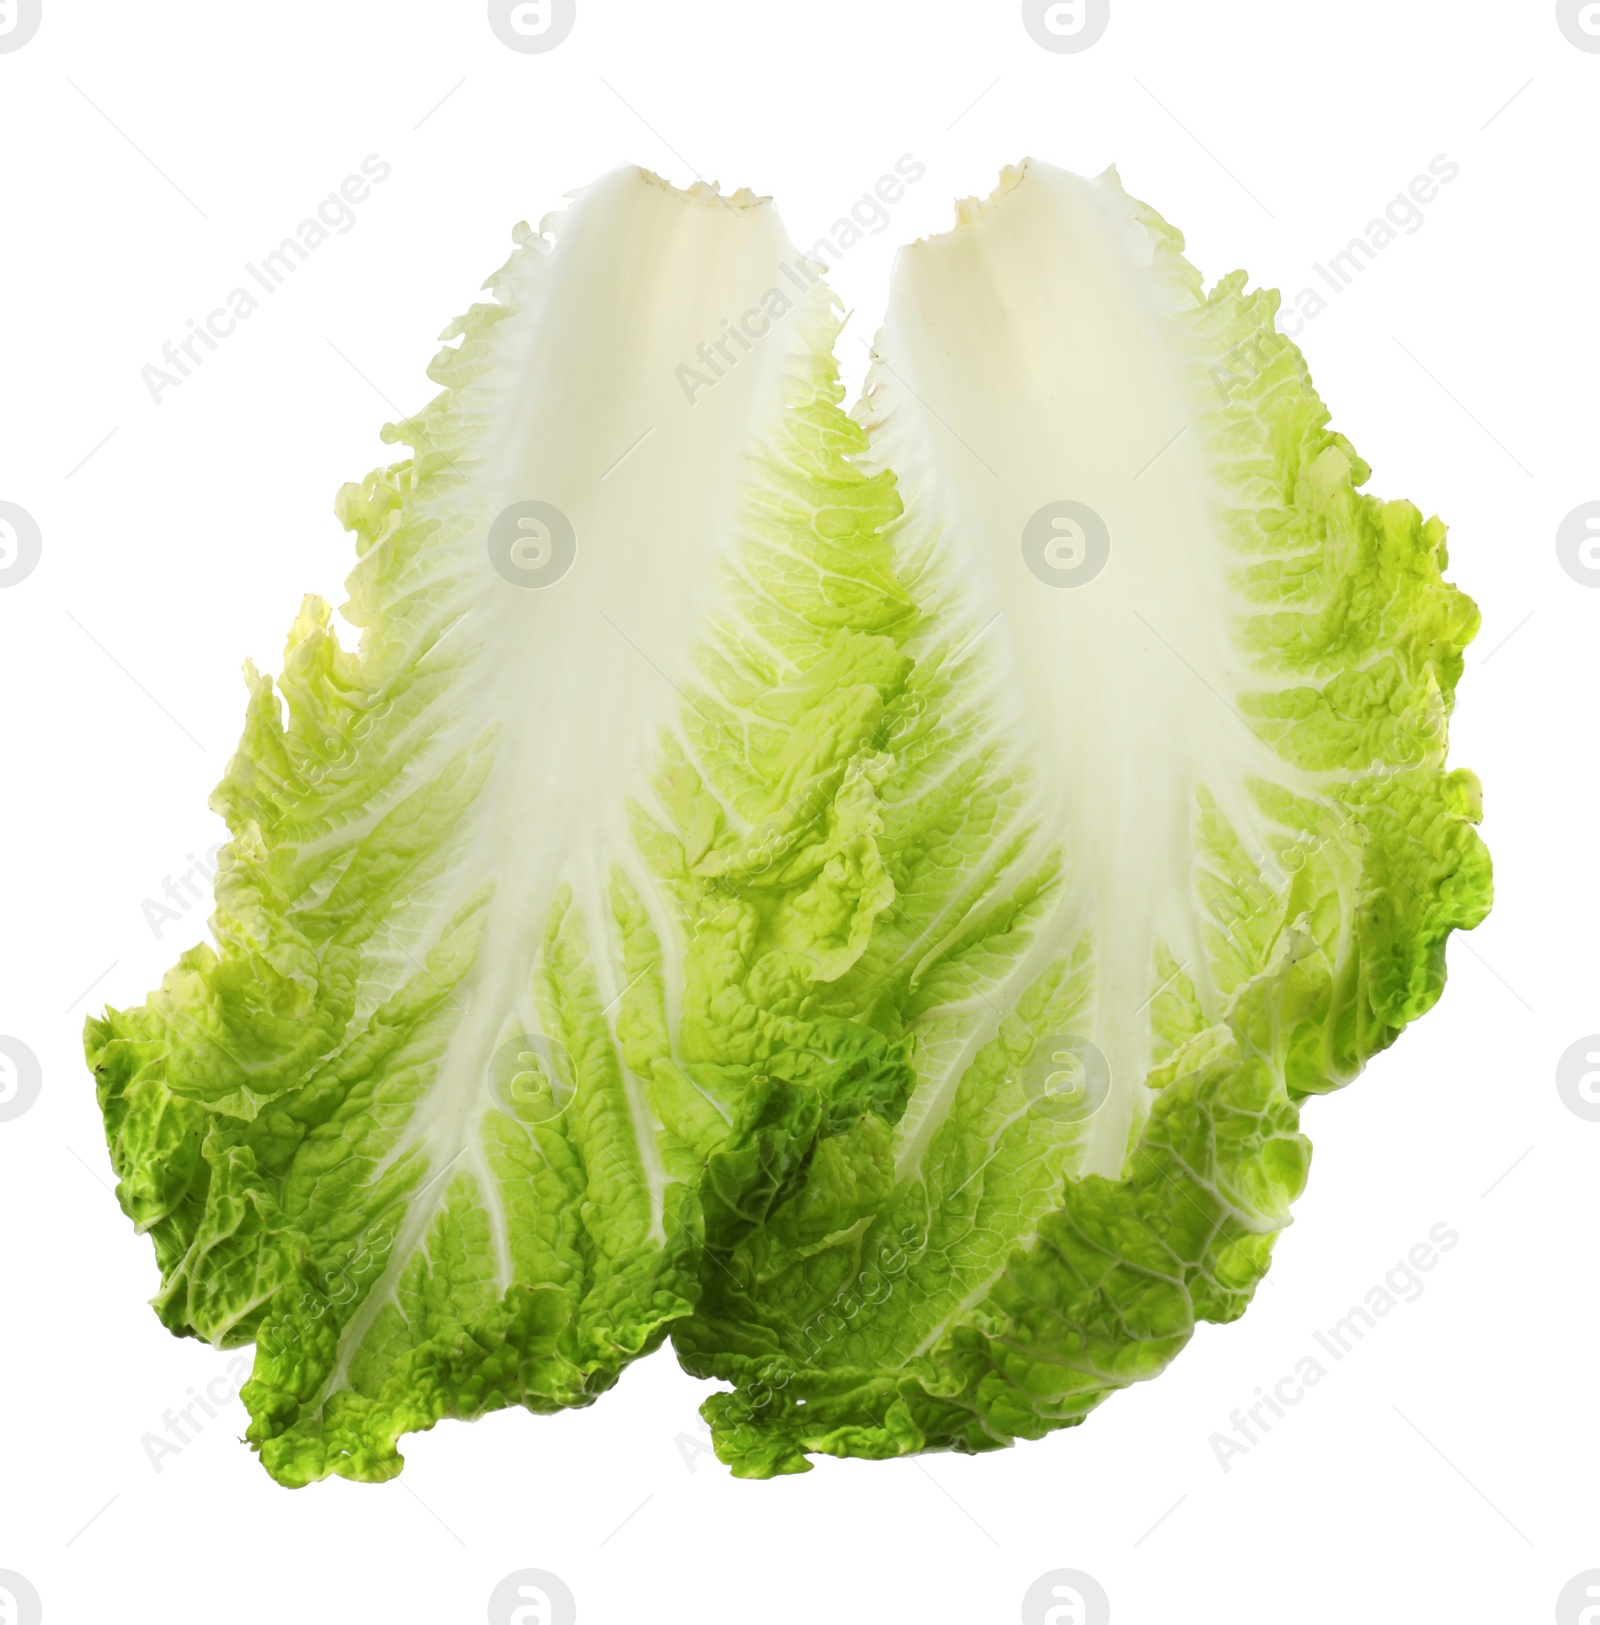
863;162;1320;1189
312;701;601;1405
309;171;848;1405
399;608;664;1158
884;502;1290;1185
374;192;817;1264
313;607;692;1400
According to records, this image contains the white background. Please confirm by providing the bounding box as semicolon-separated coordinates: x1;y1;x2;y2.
0;2;1593;1621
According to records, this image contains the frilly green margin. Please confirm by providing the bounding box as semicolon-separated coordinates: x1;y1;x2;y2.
692;195;1492;1476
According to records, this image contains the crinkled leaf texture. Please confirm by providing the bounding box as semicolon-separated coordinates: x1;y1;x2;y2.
673;161;1492;1476
85;166;926;1485
86;160;1489;1488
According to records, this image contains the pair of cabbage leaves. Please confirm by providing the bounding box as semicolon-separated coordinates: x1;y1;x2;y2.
86;161;1490;1486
